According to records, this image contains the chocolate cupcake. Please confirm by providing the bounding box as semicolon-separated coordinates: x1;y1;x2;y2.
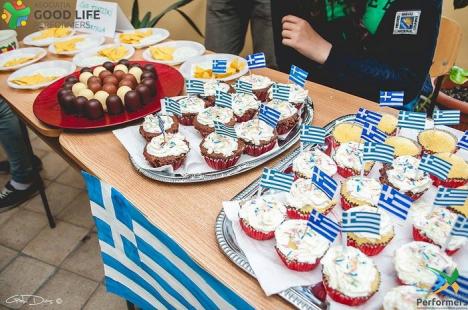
193;106;236;137
139;114;179;141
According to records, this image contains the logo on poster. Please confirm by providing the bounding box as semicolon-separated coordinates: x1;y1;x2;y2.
1;0;31;29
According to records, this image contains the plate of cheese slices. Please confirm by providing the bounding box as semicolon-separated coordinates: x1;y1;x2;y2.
142;40;205;66
0;47;47;71
23;26;75;47
48;34;105;56
114;28;170;49
72;44;135;67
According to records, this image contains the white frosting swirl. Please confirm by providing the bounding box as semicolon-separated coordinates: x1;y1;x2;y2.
383;285;440;310
196;106;234;127
292;149;337;178
236;119;276;145
177;96;205;114
265;99;297;120
287;178;333;212
387;156;432;194
322;246;380;297
349;205;394;239
333;142;365;171
239;74;273;90
238;195;286;233
142;114;174;134
202;132;239;157
275;219;330;264
146;133;189;157
343;177;381;206
202;80;230;96
231;93;260;116
267;83;308;104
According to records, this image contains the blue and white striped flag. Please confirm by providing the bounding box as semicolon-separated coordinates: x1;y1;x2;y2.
307;209;340;242
157;115;165;136
246;52;266;69
361;122;388;143
82;172;252;310
342;211;381;235
419;155;452;181
258;104;281;128
397;111;426;130
260;168;294;192
311;166;338;199
440;274;468;304
378;184;413;220
300;125;326;145
235;80;252;94
457;131;468;151
379;91;404;107
451;215;468;238
434;187;468;207
363;142;395;164
289;65;308;88
215;90;232;109
214;121;237;139
185;79;205;95
164;97;181;116
355;108;383;126
271;83;290;101
212;59;227;73
433;110;461;126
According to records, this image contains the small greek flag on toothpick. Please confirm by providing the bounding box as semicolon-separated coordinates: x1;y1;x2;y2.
164;97;181;116
212;59;227;73
157;115;165;135
363;142;394;164
307;209;340;242
379;91;404;107
215;90;232;109
235;80;252;94
260;168;294;192
300;125;326;145
378;184;413;220
355;108;382;126
271;83;290;101
214;121;237;139
419;155;452;181
289;65;308;87
457;131;468;151
397;111;426;130
342;211;381;235
246;52;266;69
311;166;338;199
361;122;388;143
451;215;468;238
434;187;468;207
258;104;281;128
433;110;461;126
185;79;205;95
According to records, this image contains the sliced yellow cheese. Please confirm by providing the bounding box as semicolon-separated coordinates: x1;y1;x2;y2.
192;58;244;79
119;29;152;44
11;73;58;86
54;37;84;52
98;46;127;61
3;54;37;67
32;26;72;41
149;46;176;61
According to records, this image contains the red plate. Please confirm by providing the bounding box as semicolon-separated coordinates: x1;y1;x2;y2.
33;61;184;130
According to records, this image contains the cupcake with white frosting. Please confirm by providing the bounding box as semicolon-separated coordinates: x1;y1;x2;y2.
193;106;236;137
239;195;286;240
236;118;278;156
139;114;179;141
383;285;440;310
379;156;431;200
200;131;245;170
199;80;234;107
275;219;330;271
292;148;337;179
267;82;308;108
238;74;273;101
286;178;336;219
143;133;190;170
231;93;260;122
321;246;381;306
394;241;457;289
176;96;206;125
340;176;381;210
264;99;300;135
332;141;374;178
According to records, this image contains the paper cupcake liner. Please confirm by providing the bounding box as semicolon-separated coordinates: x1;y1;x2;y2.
239;218;274;240
340;196;361;211
337;166;365;178
418;129;458;155
275;247;320;271
412;226;459;256
324;135;340;156
177;115;195;126
286;206;332;220
323;275;374;306
204;154;241;170
170;158;185;170
430;175;467;188
243;139;277;157
311;282;327;303
347;237;388;256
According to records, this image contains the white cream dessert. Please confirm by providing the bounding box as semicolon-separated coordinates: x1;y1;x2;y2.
239;195;286;234
201;132;239;157
238;74;273;90
236;119;276;146
333;141;372;173
287;178;335;214
231;93;260;117
292;148;337;178
142;114;173;134
196;106;234;127
385;156;432;194
383;285;440;310
264;99;298;120
146;133;189;157
202;80;231;97
177;96;205;114
268;82;308;104
341;177;381;206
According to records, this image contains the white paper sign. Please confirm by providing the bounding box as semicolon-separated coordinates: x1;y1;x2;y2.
74;0;133;38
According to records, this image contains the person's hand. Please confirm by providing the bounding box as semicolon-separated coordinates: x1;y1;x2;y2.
282;15;332;64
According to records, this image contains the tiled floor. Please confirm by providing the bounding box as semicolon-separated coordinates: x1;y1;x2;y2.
0;133;127;309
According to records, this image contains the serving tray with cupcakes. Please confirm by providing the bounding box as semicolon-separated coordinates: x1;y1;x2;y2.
217;113;468;310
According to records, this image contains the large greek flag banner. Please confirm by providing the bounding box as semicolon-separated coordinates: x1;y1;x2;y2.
82;172;252;310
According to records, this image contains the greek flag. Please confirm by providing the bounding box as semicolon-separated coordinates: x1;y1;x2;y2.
300;125;326;145
271;83;290;101
433;110;461;126
215;90;232;109
258;104;281;128
361;122;388;143
157;115;165;135
378;184;413;220
355;108;382;126
185;79;205;95
363;142;394;164
82;172;252;310
164;97;181;116
440;274;468;304
419;155;452;181
307;209;340;243
235;80;252;94
457;131;468;151
246;52;266;69
434;187;468;207
214;121;237;139
260;168;294;192
311;166;338;199
451;215;468;238
289;65;308;87
379;91;404;107
397;111;426;130
342;211;381;235
212;59;227;74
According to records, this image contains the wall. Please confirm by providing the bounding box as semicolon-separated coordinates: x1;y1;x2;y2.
442;1;468;68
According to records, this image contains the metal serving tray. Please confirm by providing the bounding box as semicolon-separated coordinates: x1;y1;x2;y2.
215;114;355;310
130;98;314;183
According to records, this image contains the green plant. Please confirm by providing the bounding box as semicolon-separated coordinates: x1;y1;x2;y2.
449;66;468;85
131;0;204;38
